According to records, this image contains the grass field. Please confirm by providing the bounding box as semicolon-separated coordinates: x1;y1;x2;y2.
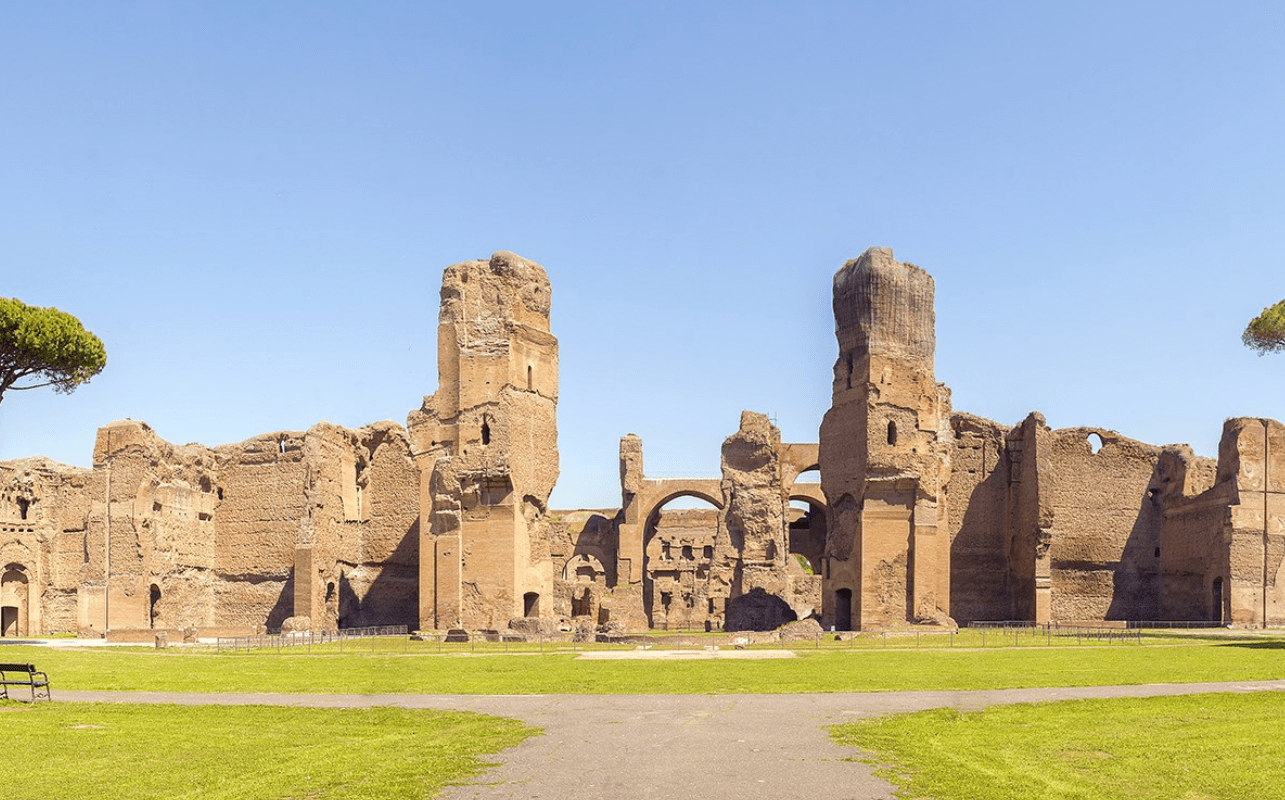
7;632;1283;798
0;701;534;800
832;691;1285;800
6;634;1283;695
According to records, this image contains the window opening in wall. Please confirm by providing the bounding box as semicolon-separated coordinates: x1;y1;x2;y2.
523;592;540;618
887;421;898;446
149;584;161;628
527;365;533;391
766;540;777;560
708;598;716;613
198;512;212;522
325;582;335;602
481;417;491;446
662;541;671;560
682;545;693;560
217;487;224;500
1087;432;1104;454
1154;547;1161;558
16;498;28;520
278;439;286;455
845;352;854;389
703;545;713;559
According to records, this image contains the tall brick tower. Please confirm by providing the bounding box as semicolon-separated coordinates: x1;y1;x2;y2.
408;251;559;630
818;247;952;629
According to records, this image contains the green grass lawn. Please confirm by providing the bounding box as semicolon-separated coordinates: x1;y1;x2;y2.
0;701;535;800
832;691;1285;800
5;635;1284;695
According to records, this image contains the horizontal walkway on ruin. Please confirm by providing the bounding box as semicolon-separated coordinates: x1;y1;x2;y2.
57;681;1285;800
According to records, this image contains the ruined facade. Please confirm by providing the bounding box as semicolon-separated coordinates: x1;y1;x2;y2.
2;246;1283;638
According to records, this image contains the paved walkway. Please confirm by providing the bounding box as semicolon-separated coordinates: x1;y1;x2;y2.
58;680;1285;800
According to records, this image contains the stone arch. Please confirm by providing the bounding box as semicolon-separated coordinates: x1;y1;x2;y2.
787;494;828;575
563;553;606;583
642;489;722;630
1;564;30;637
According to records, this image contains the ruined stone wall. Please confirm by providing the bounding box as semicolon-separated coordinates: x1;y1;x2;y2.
409;251;559;630
1043;428;1163;622
0;458;93;635
550;510;617;623
1005;414;1050;622
722;411;805;630
300;422;419;631
820;247;952;630
947;413;1012;623
646;508;719;630
0;415;426;638
208;432;302;631
1213;418;1285;626
1153;446;1225;621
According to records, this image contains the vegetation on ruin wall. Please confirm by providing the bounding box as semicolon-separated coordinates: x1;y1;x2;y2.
0;702;533;800
11;634;1285;695
833;692;1285;800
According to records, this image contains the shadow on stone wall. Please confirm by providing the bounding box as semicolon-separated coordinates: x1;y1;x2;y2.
725;587;797;631
338;520;420;629
1104;494;1161;620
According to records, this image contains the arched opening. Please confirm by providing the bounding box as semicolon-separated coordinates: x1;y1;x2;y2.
643;491;722;631
523;592;540;618
16;497;29;520
887;421;898;446
1;566;29;637
149;584;161;628
563;553;606;584
835;587;853;631
1212;577;1224;624
278;438;286;455
787;499;826;576
481;417;491;446
1087;432;1104;454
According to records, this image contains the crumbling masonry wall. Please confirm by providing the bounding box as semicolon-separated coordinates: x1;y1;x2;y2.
408;251;559;631
819;247;952;630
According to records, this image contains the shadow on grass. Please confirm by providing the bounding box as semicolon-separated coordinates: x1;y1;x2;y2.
1215;640;1285;650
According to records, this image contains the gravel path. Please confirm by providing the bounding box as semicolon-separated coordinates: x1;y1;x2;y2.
57;680;1285;800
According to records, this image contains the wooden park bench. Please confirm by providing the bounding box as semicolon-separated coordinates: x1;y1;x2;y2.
0;663;52;702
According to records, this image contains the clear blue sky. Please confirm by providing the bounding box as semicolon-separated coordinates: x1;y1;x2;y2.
3;2;1283;509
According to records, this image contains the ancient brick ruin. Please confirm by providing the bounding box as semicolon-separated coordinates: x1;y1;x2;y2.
2;247;1283;638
